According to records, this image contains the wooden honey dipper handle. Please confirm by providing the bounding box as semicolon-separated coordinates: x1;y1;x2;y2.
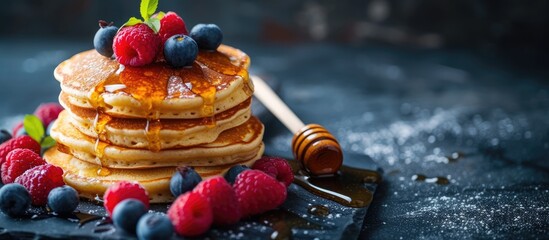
252;76;343;176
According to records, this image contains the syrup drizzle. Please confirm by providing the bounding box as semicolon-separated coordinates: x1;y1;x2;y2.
84;49;250;171
118;64;170;152
29;209;103;227
88;65;123;177
145;118;162;152
288;160;381;208
93;112;112;140
93;139;110;176
181;63;217;128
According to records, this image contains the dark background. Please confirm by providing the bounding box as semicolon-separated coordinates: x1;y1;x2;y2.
1;1;548;239
2;0;548;62
1;0;548;116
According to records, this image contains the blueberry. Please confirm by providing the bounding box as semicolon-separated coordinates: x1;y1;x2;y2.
0;129;12;144
94;24;118;57
136;213;174;240
169;166;202;197
189;24;223;50
113;199;148;234
163;35;198;68
47;186;79;215
224;165;250;184
0;183;31;217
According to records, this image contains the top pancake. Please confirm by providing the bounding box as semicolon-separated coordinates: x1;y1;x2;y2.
54;45;253;119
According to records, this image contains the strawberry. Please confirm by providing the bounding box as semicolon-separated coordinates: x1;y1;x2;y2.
1;149;45;184
0;136;41;167
103;181;150;216
113;24;161;67
34;103;64;128
167;191;212;237
15;164;64;206
234;170;287;217
252;156;294;187
194;176;240;226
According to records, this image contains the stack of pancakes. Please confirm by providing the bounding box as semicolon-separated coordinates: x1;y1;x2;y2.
44;45;264;203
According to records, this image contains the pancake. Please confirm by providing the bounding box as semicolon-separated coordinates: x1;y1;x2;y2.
43;146;262;203
50;111;265;169
54;45;253;119
61;94;253;149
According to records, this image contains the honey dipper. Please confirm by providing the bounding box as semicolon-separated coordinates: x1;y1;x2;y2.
252;76;343;176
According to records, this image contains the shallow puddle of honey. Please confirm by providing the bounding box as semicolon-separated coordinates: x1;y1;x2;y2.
288;160;381;208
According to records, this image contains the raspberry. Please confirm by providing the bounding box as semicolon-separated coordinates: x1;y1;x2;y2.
113;24;161;67
34;103;64;128
103;181;149;216
0;136;41;167
15;164;64;206
2;149;46;184
252;156;294;187
159;12;188;45
167;191;212;237
12;122;25;137
234;170;287;217
194;176;240;226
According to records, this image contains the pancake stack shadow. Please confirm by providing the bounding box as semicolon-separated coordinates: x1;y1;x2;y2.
45;45;265;203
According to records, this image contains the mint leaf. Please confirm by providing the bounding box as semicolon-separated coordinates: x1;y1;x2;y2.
146;17;161;33
121;17;143;29
41;136;56;149
140;0;159;21
23;115;44;143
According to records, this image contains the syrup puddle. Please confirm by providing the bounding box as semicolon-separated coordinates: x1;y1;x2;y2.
307;204;330;217
288;160;381;208
29;210;104;227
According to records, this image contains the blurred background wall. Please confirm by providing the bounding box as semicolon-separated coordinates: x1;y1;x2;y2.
0;0;548;118
1;0;548;67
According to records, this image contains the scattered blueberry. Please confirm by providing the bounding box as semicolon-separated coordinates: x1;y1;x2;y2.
113;199;148;234
47;186;79;215
0;129;12;144
136;213;174;240
163;34;198;67
224;165;250;184
0;183;31;217
169;166;202;197
94;21;118;57
189;24;223;50
46;120;56;136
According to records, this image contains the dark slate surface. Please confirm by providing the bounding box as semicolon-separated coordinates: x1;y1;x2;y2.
1;39;549;239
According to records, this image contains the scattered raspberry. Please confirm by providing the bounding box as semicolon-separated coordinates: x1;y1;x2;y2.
159;12;188;45
113;24;161;67
0;136;41;167
234;170;287;217
167;191;213;237
252;156;294;187
103;181;150;216
14;164;64;206
2;149;46;184
12;122;25;137
194;176;240;226
34;103;64;128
